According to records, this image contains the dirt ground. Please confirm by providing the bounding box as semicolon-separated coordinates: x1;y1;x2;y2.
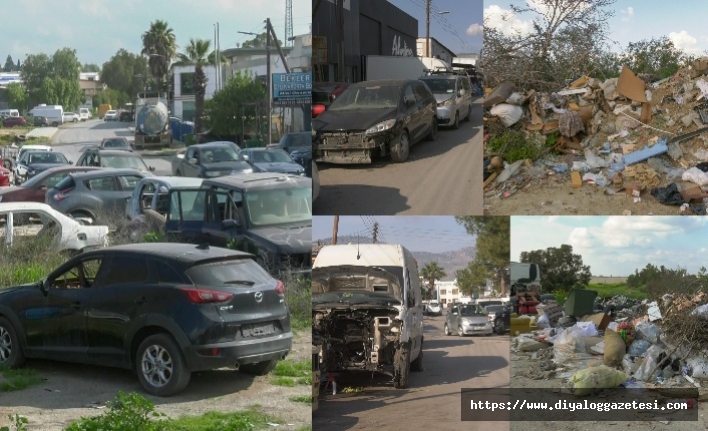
510;350;706;431
0;330;312;431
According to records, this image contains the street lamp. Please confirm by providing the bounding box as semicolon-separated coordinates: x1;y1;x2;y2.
426;2;450;57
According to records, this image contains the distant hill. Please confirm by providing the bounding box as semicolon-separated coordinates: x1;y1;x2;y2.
312;236;474;281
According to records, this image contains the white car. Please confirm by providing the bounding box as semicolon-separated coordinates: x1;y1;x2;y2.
0;202;109;253
426;301;442;316
79;108;91;121
62;112;80;123
104;110;118;121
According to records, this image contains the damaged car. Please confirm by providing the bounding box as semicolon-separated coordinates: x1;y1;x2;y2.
312;243;424;389
312;79;438;164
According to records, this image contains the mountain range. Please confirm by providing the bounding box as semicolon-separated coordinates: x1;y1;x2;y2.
312;235;475;281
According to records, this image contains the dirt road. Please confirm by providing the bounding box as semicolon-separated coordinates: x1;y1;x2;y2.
313;314;510;431
0;330;312;431
314;99;484;216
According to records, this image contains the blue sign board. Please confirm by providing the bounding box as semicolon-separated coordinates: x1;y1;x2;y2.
272;72;312;106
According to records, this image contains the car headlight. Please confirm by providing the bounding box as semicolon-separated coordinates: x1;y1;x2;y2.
365;119;396;135
462;318;471;324
438;98;454;107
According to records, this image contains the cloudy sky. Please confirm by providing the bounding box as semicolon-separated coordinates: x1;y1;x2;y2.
485;0;708;56
1;0;311;67
313;216;476;253
389;0;483;55
511;216;708;276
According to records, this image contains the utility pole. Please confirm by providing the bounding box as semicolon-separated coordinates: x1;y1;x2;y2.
372;222;379;244
332;216;339;245
266;18;272;145
426;0;430;57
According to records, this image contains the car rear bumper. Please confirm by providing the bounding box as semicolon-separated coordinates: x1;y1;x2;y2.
186;332;293;371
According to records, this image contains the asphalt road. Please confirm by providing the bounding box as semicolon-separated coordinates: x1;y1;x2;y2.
313;98;484;216
51;119;173;175
313;313;510;431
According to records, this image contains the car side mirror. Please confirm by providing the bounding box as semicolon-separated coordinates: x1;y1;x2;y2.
188;158;198;164
149;166;155;172
241;154;249;161
221;219;241;230
39;279;48;296
404;95;416;106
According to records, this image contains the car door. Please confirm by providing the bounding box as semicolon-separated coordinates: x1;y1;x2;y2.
184;147;200;177
117;174;145;210
401;84;422;142
85;175;125;212
413;82;434;139
166;188;208;244
22;255;105;363
448;305;460;332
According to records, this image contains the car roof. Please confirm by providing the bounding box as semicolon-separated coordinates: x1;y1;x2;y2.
352;79;410;87
203;172;310;191
90;149;140;156
20;145;52;150
245;147;285;152
69;168;145;179
140;176;203;187
84;242;252;264
0;202;59;213
38;166;102;175
192;142;235;149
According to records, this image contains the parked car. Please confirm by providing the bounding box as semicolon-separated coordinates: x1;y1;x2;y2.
276;132;311;155
0;166;10;187
164;173;312;276
313;79;438;164
0;242;293;396
0;202;109;253
171;142;251;178
99;137;133;151
79;108;91;121
486;304;511;335
16;145;52;164
103;110;118;121
444;304;493;336
45;169;149;224
125;176;203;221
62;112;80;123
426;300;442;316
312;82;350;118
76;148;155;173
33;116;49;127
419;73;473;129
119;110;135;122
0;166;100;203
2;117;27;128
289;148;312;177
238;148;306;176
14;150;72;185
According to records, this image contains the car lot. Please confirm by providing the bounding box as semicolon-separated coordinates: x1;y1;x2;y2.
313;313;509;430
314;97;483;215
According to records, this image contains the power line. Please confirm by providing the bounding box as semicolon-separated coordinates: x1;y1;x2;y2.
405;0;474;51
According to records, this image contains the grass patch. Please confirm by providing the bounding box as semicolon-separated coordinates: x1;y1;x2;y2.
296;426;312;431
486;129;551;163
168;409;282;431
273;359;310;377
283;275;311;331
271;376;297;387
0;366;42;392
587;283;648;300
289;395;312;404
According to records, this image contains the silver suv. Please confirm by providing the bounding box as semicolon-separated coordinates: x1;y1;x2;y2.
420;73;473;129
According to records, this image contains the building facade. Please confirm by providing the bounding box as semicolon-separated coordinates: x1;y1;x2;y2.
416;37;456;64
313;0;418;83
171;65;220;122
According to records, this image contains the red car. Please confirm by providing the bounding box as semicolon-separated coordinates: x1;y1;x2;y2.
2;116;27;127
312;82;350;118
0;166;10;187
0;165;100;202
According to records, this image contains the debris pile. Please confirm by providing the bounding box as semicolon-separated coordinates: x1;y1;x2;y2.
484;58;708;212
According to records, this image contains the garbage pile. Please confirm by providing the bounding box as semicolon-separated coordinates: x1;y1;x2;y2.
512;289;708;399
484;58;708;212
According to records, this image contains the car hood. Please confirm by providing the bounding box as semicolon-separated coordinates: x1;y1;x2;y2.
248;224;311;255
203;161;252;172
26;163;68;171
314;107;398;132
311;266;403;309
433;94;455;104
253;162;304;174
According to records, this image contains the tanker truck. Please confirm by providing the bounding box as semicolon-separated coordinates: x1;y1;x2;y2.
133;92;172;150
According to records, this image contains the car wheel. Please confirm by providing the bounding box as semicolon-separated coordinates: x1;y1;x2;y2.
495;319;505;335
458;325;464;337
73;118;78;123
393;342;411;389
410;338;424;372
426;119;438;141
0;317;25;368
239;359;278;376
465;105;472;121
390;130;410;163
136;333;191;397
452;112;460;129
51;122;58;127
444;323;451;336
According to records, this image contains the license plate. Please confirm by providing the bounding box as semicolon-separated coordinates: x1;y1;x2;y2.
242;323;275;337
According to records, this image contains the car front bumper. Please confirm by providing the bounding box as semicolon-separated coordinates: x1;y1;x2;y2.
461;322;493;335
316;132;392;164
185;332;293;372
435;105;455;123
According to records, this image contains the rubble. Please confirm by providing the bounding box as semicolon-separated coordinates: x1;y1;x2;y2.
484;58;708;212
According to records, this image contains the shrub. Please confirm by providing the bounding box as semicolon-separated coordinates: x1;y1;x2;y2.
65;391;167;431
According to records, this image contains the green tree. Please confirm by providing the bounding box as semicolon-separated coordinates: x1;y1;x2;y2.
4;83;27;112
420;261;446;300
15;59;20;71
242;32;269;48
455;216;510;295
100;49;149;100
456;260;488;297
519;244;591;294
82;63;100;72
204;71;265;139
619;36;692;79
141;20;177;95
3;54;14;72
21;49;84;110
177;38;212;134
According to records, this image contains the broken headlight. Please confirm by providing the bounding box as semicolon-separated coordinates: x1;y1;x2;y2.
365;119;396;135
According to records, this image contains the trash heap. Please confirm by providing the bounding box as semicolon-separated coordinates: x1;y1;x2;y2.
512;288;708;399
484;58;708;213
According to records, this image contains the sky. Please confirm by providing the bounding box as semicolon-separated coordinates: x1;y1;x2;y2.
388;0;484;55
1;0;311;68
511;216;708;276
484;0;708;56
313;216;476;253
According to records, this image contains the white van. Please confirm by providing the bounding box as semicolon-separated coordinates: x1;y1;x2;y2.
79;108;91;121
312;243;424;389
0;109;20;118
29;107;63;127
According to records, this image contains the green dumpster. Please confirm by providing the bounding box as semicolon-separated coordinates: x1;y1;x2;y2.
564;288;598;317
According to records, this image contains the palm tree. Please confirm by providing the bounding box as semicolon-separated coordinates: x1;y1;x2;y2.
141;20;177;96
420;261;446;301
177;38;212;133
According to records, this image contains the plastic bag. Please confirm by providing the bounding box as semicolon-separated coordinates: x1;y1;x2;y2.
490;103;524;127
553;326;596;367
682;167;708;186
690;304;708;319
633;344;664;382
569;365;629;397
628;339;652;356
574;321;599;337
537;313;550;329
688;357;708;380
635;321;661;344
584;149;609;169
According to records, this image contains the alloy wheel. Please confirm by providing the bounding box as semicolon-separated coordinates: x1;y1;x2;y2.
0;326;11;363
141;344;174;388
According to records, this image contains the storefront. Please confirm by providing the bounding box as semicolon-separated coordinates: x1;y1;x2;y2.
313;0;417;83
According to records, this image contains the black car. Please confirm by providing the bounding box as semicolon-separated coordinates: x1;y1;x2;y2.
239;148;306;176
487;304;511;335
33;116;49;127
0;243;293;396
313;79;438;164
290;148;312;177
15;150;71;184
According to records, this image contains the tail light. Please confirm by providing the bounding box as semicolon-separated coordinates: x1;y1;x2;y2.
275;280;285;297
181;287;234;303
53;188;74;202
312;105;326;118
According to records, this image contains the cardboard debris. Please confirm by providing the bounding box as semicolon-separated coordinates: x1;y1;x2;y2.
616;66;649;103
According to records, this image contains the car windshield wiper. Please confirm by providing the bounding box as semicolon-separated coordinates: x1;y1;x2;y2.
223;280;255;286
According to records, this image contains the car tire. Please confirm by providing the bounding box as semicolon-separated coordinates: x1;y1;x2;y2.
73;118;78;123
239;359;278;376
390;131;410;163
444;323;451;336
410;338;424;372
135;333;191;397
465;105;472;122
426;119;438;141
458;325;464;337
452;112;460;129
393;342;411;389
495;319;505;335
0;317;25;368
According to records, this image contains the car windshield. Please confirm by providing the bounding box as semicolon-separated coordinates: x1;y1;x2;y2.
328;85;400;110
103;139;128;148
101;154;148;170
28;152;67;164
459;305;485;316
245;186;312;227
201;147;239;163
485;305;505;313
249;150;293;163
421;78;456;94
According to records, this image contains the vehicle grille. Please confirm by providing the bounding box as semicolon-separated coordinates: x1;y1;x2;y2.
321;132;366;146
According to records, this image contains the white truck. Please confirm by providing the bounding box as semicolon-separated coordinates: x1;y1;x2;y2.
510;262;542;293
29;105;64;127
362;55;451;81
